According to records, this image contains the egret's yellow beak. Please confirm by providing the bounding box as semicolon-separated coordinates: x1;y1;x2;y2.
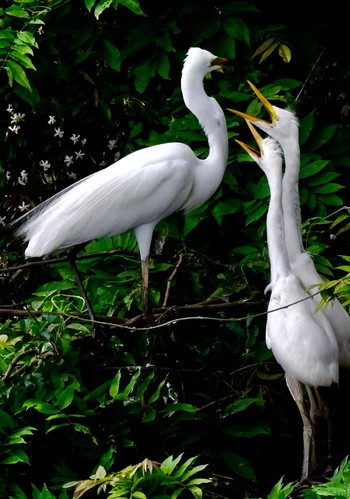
228;80;279;124
235;120;264;158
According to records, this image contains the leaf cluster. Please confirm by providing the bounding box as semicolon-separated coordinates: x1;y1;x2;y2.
1;1;350;498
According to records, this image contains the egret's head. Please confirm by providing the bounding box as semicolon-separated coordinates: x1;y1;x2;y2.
227;80;299;144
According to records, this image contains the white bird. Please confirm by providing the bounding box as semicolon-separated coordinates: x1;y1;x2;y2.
235;123;339;484
11;47;230;333
229;81;350;369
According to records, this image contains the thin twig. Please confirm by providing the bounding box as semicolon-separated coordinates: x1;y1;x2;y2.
162;253;184;307
295;48;325;102
2;348;39;382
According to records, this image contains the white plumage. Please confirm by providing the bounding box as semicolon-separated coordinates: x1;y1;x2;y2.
235;124;339;483
12;47;230;326
230;80;350;368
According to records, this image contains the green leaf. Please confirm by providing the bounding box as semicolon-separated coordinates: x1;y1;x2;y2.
156;52;170;80
1;448;30;465
23;400;58;415
56;384;75;410
119;0;145;15
180;464;208;482
0;408;15;428
221;450;257;481
222;397;259;416
9;49;36;70
161;403;198;413
109;370;122;398
6;59;31;91
132;492;147;498
304;171;339;186
84;380;111;402
318;194;343;206
103;39;121;71
307;124;338;152
299;160;329;178
122;369;141;397
6;6;29;18
160;454;183;475
278;44;291;63
142;406;156;422
133;57;157;93
6;427;36;445
245;204;267;225
312;183;344;194
16;31;38;48
148;377;167;404
136;371;154;398
94;0;113;19
222;17;250;45
85;0;97;11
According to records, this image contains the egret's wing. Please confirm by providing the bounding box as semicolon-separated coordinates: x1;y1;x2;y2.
15;142;196;257
266;275;339;387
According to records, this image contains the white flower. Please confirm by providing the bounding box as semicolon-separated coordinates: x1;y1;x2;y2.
64;155;74;166
48;116;56;125
6;104;14;113
67;171;77;180
81;138;87;146
0;216;6;227
37;26;44;35
18;170;28;185
39;160;51;171
8;125;20;134
108;139;117;150
70;134;80;144
18;201;30;212
10;113;25;123
5;171;11;181
54;127;64;138
74;150;85;160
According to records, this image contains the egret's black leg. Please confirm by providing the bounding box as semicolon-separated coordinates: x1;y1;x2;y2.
67;246;100;338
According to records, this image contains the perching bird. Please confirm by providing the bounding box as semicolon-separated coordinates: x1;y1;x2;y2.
235;123;339;483
11;47;230;333
228;81;350;369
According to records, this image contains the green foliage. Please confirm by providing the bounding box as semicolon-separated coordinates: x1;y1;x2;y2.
64;454;211;498
267;456;350;498
1;1;350;498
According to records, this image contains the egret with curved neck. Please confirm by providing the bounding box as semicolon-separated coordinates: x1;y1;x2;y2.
12;47;230;333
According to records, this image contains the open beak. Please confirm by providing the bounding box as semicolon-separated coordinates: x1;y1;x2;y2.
228;80;279;124
211;56;233;73
235;120;264;158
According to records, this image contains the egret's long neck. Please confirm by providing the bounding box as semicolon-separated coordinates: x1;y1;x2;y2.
181;71;228;201
281;131;305;261
266;166;291;283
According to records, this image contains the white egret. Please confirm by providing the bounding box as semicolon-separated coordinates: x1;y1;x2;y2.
229;81;350;368
11;47;230;333
235;123;339;483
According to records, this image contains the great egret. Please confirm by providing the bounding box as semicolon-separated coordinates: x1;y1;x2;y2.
11;47;230;333
228;81;350;369
235;123;339;483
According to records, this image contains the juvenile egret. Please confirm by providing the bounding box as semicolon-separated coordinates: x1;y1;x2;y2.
228;81;350;368
235;123;339;483
11;47;230;332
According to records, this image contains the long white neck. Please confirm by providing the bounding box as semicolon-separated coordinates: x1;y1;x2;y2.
281;129;305;261
265;163;291;284
181;69;228;208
